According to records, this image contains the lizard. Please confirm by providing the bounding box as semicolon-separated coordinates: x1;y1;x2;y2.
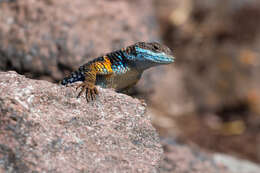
60;42;175;102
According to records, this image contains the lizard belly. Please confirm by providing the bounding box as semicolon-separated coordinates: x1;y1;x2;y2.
96;69;141;91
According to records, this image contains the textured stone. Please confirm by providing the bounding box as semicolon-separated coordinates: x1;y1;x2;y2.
0;71;162;172
158;138;231;173
214;153;260;173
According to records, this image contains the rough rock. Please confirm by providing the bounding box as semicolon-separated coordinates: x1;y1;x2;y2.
0;71;162;172
0;0;158;81
159;138;260;173
214;153;260;173
158;138;231;173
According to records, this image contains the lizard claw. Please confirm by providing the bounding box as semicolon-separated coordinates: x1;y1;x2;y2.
76;82;98;102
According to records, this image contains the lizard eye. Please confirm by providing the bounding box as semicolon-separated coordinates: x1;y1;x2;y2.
153;44;160;51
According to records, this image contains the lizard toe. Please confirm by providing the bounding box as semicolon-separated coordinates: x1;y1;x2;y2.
91;88;97;100
85;86;98;102
86;88;92;102
77;84;87;98
94;87;99;95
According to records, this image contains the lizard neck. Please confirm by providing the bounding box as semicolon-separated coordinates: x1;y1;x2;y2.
104;48;143;73
123;52;158;71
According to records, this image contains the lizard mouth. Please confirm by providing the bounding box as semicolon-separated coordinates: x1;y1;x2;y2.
151;53;175;64
135;46;175;64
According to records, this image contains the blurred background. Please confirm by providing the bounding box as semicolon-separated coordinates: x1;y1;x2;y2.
1;0;260;165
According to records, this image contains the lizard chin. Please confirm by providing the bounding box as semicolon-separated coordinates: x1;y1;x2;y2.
150;55;175;64
144;53;175;65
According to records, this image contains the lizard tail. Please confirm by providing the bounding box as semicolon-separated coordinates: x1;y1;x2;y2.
60;70;85;85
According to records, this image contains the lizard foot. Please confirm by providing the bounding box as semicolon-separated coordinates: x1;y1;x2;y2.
76;82;99;102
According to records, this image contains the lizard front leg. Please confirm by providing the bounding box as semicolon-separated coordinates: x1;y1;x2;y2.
76;71;98;102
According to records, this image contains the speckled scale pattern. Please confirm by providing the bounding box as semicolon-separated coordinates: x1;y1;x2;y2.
108;51;130;74
60;49;131;86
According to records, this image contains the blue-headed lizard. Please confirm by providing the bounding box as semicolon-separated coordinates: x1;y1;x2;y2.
60;42;175;101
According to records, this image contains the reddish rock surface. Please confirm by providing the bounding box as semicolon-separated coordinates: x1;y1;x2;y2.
1;0;260;171
0;71;162;172
0;0;158;81
0;71;239;173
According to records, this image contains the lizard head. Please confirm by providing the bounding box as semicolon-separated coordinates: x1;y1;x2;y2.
125;42;174;69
